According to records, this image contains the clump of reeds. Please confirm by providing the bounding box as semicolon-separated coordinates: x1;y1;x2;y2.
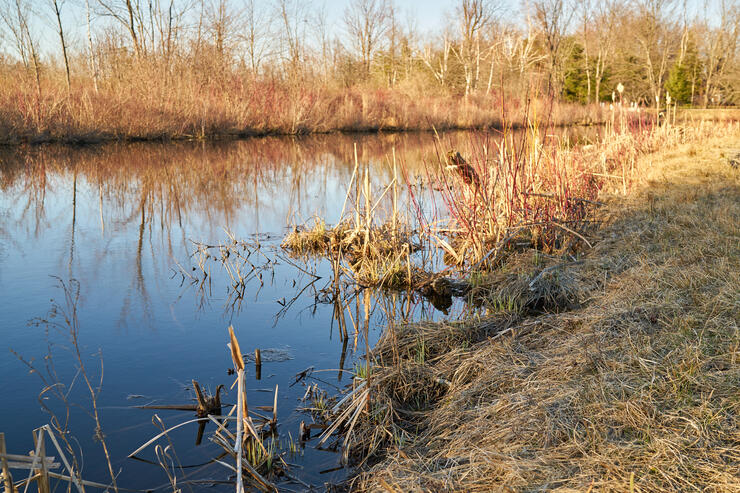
281;219;329;254
413;129;603;269
282;220;416;260
281;218;425;291
410;109;740;271
282;144;430;292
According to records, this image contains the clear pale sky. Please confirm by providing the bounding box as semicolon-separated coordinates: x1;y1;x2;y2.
324;0;517;34
16;0;713;58
37;0;466;57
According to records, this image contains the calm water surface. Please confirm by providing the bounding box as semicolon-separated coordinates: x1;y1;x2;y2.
0;127;598;489
0;131;501;490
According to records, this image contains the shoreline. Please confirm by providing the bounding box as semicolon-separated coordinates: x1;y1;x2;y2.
0;120;604;148
2;108;737;149
335;132;740;491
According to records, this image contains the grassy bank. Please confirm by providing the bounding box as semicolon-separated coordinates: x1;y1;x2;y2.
336;133;740;491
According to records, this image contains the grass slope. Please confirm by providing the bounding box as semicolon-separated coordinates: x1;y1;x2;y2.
353;135;740;491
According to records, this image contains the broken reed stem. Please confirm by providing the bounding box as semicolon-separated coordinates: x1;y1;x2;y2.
235;368;245;493
354;296;360;351
227;326;270;474
228;325;246;493
192;380;207;412
354;144;360;230
364;158;371;256
30;430;49;493
363;291;372;401
392;147;398;240
272;386;278;425
0;433;15;493
21;427;44;493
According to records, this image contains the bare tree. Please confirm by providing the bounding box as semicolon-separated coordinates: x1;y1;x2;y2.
85;0;98;92
203;0;243;68
0;0;42;110
592;0;620;102
0;0;30;65
240;0;271;73
150;0;190;68
454;0;499;96
499;25;547;96
576;0;619;102
276;0;307;73
344;0;389;76
50;0;71;91
530;0;575;91
422;31;453;86
699;0;739;106
382;1;398;86
96;0;190;64
632;0;679;115
312;2;333;81
96;0;142;56
576;0;593;100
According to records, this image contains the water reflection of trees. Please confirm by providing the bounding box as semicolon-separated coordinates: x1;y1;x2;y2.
0;132;470;330
0;132;461;227
0;127;600;230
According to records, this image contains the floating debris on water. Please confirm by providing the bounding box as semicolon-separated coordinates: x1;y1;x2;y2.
243;347;293;363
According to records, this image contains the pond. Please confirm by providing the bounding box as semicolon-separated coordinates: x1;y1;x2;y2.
0;130;517;490
0;124;603;490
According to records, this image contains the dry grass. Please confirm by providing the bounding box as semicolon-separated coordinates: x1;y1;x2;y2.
678;108;740;123
408;117;736;268
330;130;740;491
0;66;611;145
282;218;333;255
282;219;426;290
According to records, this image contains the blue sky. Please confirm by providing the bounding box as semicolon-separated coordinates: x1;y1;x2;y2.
324;0;519;34
4;0;715;58
28;0;467;57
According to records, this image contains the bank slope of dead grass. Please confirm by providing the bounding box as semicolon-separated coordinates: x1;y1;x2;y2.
352;134;740;492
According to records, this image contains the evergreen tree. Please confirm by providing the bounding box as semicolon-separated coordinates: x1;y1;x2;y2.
562;43;589;103
665;34;702;105
665;63;692;104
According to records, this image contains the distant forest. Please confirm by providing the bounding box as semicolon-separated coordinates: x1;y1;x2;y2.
0;0;737;142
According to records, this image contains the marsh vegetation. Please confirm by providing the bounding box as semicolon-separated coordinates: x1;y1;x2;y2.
1;0;739;491
2;95;738;490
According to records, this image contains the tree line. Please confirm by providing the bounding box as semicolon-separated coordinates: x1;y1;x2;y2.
0;0;737;112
